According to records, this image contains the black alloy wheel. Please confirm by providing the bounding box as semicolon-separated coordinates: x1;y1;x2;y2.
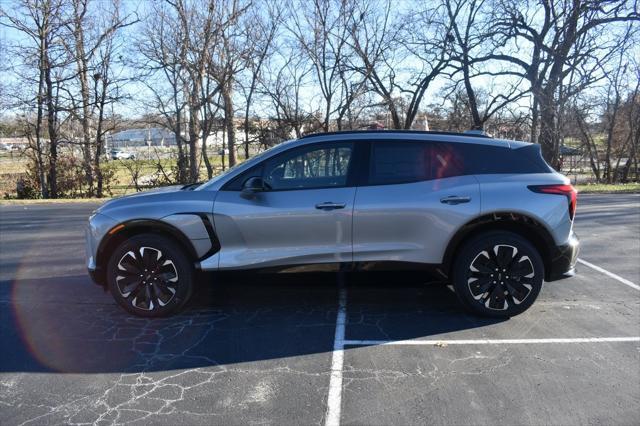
452;231;544;318
107;234;193;317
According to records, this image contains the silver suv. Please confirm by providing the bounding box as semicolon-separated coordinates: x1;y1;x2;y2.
86;131;579;318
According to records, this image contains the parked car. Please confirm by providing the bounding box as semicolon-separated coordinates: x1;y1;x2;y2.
111;149;136;160
0;143;11;151
86;130;579;317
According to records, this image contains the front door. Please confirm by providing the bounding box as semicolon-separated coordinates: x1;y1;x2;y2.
213;141;357;270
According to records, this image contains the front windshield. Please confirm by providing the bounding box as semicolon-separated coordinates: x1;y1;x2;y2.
197;140;294;190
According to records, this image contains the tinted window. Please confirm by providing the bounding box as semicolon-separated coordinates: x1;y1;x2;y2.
369;141;466;185
465;144;551;174
368;140;550;185
222;165;264;191
263;143;353;190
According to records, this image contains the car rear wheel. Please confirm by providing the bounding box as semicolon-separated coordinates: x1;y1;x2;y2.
106;234;193;317
452;231;544;318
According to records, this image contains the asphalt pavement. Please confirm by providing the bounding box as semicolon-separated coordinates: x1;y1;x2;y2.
0;194;638;425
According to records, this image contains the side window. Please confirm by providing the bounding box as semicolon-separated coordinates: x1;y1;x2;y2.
369;141;430;185
263;142;353;190
368;141;470;185
430;143;467;179
222;165;264;191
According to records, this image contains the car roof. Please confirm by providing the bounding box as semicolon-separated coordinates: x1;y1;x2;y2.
297;130;522;148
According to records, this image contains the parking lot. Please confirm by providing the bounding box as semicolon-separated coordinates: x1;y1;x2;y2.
1;194;638;425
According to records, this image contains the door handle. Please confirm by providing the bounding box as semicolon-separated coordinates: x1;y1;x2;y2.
440;196;471;205
315;202;346;210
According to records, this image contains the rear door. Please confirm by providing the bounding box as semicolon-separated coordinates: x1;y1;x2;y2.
352;140;480;265
213;141;359;270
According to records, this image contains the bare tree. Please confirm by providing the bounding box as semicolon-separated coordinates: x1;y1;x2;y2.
1;0;72;198
444;0;525;130
210;0;251;168
64;0;134;196
135;0;213;183
260;52;316;139
347;0;452;129
239;3;281;158
486;0;639;167
620;65;640;182
289;0;359;132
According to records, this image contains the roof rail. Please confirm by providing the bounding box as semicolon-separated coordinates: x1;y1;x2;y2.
299;129;491;139
463;129;489;136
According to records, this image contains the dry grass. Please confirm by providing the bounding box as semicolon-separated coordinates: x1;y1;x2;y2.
0;197;110;205
576;183;640;193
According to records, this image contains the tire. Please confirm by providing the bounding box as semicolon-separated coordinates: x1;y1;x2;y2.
106;233;194;317
452;231;544;318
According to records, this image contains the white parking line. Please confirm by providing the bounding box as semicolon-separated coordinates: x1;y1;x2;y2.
323;255;640;426
325;287;347;426
577;258;640;291
342;337;640;346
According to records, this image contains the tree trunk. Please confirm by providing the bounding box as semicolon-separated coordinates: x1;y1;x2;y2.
530;98;539;144
462;60;482;130
72;6;94;195
201;130;213;179
44;50;58;198
35;46;48;199
223;82;236;167
188;102;200;183
388;102;401;130
537;89;560;169
94;77;109;197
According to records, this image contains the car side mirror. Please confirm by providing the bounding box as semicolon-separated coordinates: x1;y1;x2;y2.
241;176;266;198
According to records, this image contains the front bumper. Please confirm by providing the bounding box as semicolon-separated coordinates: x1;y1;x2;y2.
546;231;580;281
85;212;118;287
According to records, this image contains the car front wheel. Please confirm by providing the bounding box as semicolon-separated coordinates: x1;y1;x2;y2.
106;234;193;317
452;231;544;318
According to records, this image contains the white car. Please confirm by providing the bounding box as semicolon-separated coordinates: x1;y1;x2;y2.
111;150;136;160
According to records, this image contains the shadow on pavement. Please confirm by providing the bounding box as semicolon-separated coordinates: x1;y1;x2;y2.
0;272;504;374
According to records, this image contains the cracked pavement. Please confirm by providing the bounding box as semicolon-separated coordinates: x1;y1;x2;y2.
1;194;639;425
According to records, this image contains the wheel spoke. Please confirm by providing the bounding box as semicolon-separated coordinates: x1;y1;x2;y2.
487;284;507;310
142;247;156;270
117;275;142;296
130;283;146;304
122;281;142;295
152;282;174;306
495;245;516;268
140;284;153;310
469;276;494;297
118;257;140;275
117;274;139;287
510;259;534;278
505;279;531;301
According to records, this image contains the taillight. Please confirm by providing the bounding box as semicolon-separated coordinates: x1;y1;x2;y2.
528;184;578;220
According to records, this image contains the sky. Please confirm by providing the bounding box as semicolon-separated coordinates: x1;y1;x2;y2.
1;0;637;124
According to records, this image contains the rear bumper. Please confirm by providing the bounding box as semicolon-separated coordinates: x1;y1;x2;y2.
546;231;580;282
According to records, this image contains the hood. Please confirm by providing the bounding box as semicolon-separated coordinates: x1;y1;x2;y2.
96;183;206;217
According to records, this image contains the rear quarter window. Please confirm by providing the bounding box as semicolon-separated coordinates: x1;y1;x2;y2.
466;144;551;174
